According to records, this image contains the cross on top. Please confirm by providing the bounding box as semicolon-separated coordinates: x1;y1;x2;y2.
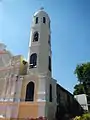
40;7;44;10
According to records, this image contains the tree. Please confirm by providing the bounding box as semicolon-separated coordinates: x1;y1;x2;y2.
73;84;85;95
74;62;90;95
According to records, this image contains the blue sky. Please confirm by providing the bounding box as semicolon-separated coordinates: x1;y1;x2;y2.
0;0;90;93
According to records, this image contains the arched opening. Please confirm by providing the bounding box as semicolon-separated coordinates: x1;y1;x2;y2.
49;56;51;71
29;53;37;68
43;17;46;23
25;81;34;101
48;35;51;46
49;84;52;102
35;17;38;24
33;32;39;42
49;21;50;28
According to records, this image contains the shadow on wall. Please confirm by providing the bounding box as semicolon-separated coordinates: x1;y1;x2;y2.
55;84;84;120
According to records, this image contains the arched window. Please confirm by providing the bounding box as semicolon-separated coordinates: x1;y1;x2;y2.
49;56;51;71
43;17;46;23
49;84;52;102
35;17;38;24
29;53;37;68
25;81;34;101
33;32;39;42
49;21;50;28
48;35;51;46
48;39;50;45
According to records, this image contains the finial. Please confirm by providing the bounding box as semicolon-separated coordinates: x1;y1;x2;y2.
40;7;44;10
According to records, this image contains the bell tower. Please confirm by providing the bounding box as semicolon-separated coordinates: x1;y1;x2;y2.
27;8;52;77
25;9;57;119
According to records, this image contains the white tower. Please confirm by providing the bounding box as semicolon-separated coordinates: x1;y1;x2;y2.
27;9;57;119
28;8;52;77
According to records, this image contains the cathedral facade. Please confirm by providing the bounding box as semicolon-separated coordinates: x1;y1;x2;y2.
0;9;84;120
0;9;57;120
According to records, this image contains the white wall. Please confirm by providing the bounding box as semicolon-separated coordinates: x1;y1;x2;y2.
74;94;88;111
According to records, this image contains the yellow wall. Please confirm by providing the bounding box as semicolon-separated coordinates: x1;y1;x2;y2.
18;102;38;119
0;102;39;120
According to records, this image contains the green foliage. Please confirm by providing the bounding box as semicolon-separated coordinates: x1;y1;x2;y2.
74;62;90;95
73;113;90;120
74;62;90;83
73;116;81;120
82;113;90;120
73;84;85;95
74;64;84;83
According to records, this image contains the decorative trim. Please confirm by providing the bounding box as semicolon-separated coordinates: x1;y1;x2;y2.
37;99;46;102
37;92;46;94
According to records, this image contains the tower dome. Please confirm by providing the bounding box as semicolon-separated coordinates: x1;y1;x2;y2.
28;8;51;75
32;8;51;26
34;8;50;21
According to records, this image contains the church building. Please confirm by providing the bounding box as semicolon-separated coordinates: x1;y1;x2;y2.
0;8;57;120
0;8;84;120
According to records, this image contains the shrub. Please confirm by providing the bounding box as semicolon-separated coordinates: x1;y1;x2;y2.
73;116;81;120
81;113;90;120
73;113;90;120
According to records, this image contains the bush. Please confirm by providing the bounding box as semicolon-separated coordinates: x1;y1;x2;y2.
73;113;90;120
73;116;81;120
81;113;90;120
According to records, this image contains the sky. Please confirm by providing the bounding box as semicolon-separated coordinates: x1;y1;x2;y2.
0;0;90;93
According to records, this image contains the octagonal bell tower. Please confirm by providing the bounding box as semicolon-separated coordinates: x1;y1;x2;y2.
19;8;56;120
27;8;52;77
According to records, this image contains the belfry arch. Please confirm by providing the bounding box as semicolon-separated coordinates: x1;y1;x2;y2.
25;81;35;101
